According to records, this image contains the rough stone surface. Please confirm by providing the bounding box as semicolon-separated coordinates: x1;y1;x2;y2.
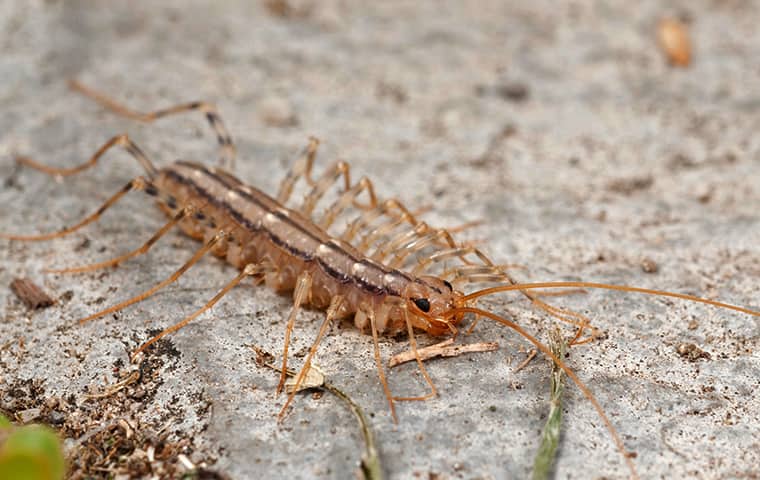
1;1;758;479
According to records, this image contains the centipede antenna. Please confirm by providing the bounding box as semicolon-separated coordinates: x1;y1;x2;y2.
452;306;640;479
461;282;760;318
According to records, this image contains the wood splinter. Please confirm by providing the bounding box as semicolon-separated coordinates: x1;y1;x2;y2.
10;278;56;309
389;338;499;368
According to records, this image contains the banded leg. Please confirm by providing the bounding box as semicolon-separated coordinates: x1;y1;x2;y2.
276;271;314;395
69;80;235;168
0;176;152;241
278;295;346;421
132;263;265;359
78;230;229;324
45;204;199;274
18;133;158;177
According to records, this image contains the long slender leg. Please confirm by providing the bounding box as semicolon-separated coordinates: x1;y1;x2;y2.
299;160;352;216
393;307;437;402
69;80;235;168
0;176;151;241
131;263;264;359
366;301;398;423
354;207;421;253
17;133;158;177
372;224;468;269
276;271;314;395
278;294;346;421
411;246;496;276
45;205;199;274
442;265;525;281
318;176;378;230
78;230;229;324
276;137;320;204
342;199;421;244
370;223;432;262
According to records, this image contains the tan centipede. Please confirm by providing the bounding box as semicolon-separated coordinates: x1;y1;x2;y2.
3;82;759;479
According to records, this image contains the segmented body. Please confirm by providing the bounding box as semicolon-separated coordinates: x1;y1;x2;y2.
156;160;454;335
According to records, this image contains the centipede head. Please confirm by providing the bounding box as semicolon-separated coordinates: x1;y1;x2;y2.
403;275;466;336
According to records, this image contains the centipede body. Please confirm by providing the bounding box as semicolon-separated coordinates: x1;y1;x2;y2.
2;80;759;480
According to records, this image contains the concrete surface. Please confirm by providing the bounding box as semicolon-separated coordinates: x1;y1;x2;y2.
1;1;759;478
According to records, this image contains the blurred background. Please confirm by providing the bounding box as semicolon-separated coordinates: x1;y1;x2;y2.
1;1;758;478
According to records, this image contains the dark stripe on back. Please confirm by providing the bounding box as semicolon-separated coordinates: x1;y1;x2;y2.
164;163;399;296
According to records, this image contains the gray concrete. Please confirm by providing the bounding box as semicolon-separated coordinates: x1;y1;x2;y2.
1;1;759;478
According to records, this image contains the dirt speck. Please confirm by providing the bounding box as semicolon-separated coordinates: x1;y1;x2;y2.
676;343;711;362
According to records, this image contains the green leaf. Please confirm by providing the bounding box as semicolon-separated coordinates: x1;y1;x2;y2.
0;425;65;480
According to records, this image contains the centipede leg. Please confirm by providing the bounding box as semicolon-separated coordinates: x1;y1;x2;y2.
78;230;229;325
276;137;320;204
393;307;437;402
411;246;496;276
17;133;158;177
276;271;313;395
365;301;398;423
45;204;200;274
69;80;235;168
278;294;345;421
131;263;265;360
318;176;378;230
301;161;379;216
374;224;465;267
0;176;152;241
342;199;422;244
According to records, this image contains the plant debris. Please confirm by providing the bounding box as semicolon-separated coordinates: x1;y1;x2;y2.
658;18;692;67
10;278;55;309
388;338;499;368
255;346;383;480
532;329;566;480
676;343;711;362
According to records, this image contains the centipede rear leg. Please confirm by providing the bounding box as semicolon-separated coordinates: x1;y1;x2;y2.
69;80;236;169
17;133;158;178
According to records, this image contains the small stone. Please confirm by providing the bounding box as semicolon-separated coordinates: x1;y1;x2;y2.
260;96;298;127
16;407;42;423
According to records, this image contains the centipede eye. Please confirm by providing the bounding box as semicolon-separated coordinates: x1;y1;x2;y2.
412;297;431;313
